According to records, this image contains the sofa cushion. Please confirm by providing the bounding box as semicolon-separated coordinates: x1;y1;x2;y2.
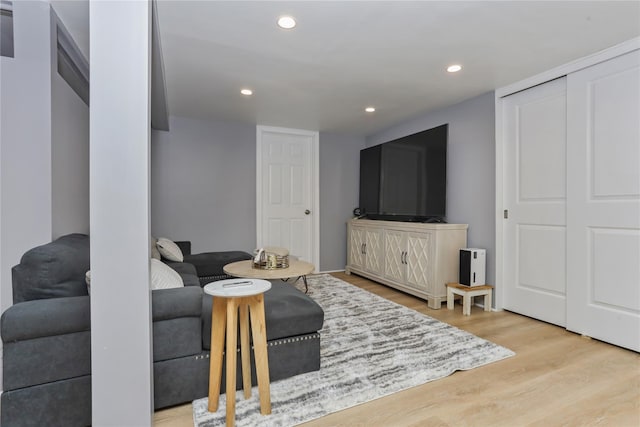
1;296;90;342
151;259;184;290
184;251;252;279
157;237;184;262
163;261;200;287
12;234;90;303
1;296;91;391
202;280;324;349
152;286;202;322
151;287;204;363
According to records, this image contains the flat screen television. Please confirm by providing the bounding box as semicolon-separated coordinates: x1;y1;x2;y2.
359;124;447;222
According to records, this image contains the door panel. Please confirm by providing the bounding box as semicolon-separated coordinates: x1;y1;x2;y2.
349;226;365;270
566;50;640;351
365;228;384;276
384;229;405;283
406;232;432;291
517;225;566;296
503;77;568;327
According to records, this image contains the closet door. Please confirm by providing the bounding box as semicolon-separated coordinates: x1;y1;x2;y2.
566;50;640;351
503;77;568;327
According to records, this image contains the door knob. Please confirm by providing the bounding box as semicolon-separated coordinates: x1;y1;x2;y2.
305;209;311;215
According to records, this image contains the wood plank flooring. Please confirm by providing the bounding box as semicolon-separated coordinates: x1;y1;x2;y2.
154;272;640;427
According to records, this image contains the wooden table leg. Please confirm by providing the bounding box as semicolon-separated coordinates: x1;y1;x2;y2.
226;298;239;427
447;287;454;310
208;297;227;412
248;294;271;415
239;302;252;399
463;293;471;316
484;291;492;311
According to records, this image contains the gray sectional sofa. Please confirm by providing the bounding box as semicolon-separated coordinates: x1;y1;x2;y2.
1;234;324;427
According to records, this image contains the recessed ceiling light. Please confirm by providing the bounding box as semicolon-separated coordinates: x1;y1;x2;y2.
447;64;462;73
277;15;296;29
240;88;253;96
365;107;376;113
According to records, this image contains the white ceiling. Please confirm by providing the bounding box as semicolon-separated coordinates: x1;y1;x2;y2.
54;1;640;136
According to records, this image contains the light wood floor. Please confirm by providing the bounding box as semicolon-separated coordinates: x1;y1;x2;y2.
154;272;640;427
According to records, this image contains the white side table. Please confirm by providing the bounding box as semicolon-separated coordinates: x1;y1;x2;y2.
204;278;272;427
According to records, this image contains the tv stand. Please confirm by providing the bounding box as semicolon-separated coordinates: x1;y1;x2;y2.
345;219;467;309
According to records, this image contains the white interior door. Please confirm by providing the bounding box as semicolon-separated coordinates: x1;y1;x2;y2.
566;50;640;351
257;126;319;268
503;77;568;327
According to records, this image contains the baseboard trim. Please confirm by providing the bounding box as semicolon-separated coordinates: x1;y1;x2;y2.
316;269;344;274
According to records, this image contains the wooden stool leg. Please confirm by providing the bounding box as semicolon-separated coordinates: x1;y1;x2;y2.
248;294;271;415
484;291;492;312
239;302;252;399
463;293;471;316
226;299;239;427
447;287;454;310
208;297;227;412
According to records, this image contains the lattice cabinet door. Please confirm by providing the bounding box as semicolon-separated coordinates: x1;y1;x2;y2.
365;228;384;276
384;229;406;283
406;231;433;291
349;225;366;270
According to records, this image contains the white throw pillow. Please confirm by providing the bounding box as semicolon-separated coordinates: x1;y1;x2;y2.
150;259;184;290
150;236;162;260
156;237;184;262
85;270;91;295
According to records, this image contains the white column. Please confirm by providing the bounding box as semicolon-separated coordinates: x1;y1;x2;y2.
90;1;153;425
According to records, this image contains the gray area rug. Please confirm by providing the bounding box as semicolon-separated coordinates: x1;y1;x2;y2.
193;274;514;426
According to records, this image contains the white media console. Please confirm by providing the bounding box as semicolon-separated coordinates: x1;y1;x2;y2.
345;219;468;309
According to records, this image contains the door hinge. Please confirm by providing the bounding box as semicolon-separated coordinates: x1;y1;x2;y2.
503;209;509;219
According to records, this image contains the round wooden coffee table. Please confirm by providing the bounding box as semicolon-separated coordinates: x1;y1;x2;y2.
223;260;315;293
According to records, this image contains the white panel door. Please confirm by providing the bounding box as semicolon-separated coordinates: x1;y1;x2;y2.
503;77;568;327
258;126;318;265
566;50;640;351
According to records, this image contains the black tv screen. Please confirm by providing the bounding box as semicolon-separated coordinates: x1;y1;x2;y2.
359;124;447;222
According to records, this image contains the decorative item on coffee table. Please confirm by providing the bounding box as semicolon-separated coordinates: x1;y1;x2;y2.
253;247;289;270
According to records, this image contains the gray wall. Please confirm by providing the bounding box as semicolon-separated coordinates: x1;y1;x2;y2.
319;132;365;271
151;116;257;254
51;65;90;239
367;91;496;285
151;117;363;271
